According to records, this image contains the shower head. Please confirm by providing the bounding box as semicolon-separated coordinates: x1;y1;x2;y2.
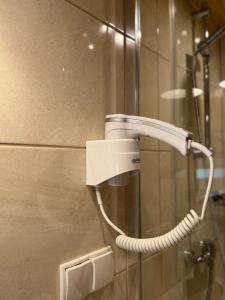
196;24;225;54
191;9;210;21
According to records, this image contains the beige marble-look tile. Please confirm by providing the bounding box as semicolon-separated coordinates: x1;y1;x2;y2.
140;47;158;150
210;239;225;299
175;0;192;70
210;42;221;87
176;238;191;300
127;175;140;267
67;0;124;31
140;0;157;52
174;152;189;221
127;264;140;300
0;0;124;147
190;76;205;142
221;36;225;79
158;0;171;60
160;247;177;300
160;152;176;232
210;85;224;154
125;37;138;115
175;67;191;130
0;147;126;300
158;57;173;151
211;281;225;300
140;151;160;238
186;263;209;300
174;66;201;138
87;270;127;300
142;254;162;300
125;0;135;37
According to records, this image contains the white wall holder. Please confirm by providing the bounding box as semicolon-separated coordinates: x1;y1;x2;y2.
86;139;140;186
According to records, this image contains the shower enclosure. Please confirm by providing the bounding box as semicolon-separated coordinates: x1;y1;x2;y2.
135;0;225;299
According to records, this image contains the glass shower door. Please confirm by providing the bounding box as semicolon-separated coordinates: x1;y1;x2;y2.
138;0;225;299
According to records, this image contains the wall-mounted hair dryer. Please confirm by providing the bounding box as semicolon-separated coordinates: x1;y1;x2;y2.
86;114;214;253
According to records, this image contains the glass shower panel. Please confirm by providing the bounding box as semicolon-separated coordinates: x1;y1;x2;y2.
173;0;225;299
139;0;225;299
139;0;178;299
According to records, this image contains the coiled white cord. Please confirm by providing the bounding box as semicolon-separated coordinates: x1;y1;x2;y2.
96;140;214;253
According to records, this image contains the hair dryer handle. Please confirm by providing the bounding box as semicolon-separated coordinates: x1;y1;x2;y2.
105;114;193;155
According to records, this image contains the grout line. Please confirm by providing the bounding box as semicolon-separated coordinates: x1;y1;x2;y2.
141;251;161;264
0;142;85;150
127;261;139;270
63;0;135;41
114;267;128;277
141;43;171;62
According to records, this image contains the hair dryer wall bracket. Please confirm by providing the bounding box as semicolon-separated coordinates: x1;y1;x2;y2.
86;139;140;186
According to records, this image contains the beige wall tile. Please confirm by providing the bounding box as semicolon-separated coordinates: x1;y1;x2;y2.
186;264;209;300
210;42;221;87
175;0;192;69
161;247;177;300
140;151;160;238
211;239;225;299
210;85;224;155
158;0;171;60
221;36;225;79
174;152;189;220
125;0;135;37
176;238;191;300
160;152;176;231
140;47;158;150
67;0;124;31
140;0;157;52
87;270;127;300
0;147;127;299
127;175;140;266
142;254;162;300
191;76;205;141
175;67;191;129
127;264;140;300
0;0;124;147
125;37;138;115
158;57;173;151
174;67;200;137
211;282;225;300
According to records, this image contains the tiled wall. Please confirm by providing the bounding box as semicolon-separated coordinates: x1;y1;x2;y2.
139;0;225;299
0;1;138;299
139;1;177;299
1;1;225;300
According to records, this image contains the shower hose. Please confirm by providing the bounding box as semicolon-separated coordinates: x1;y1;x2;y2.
95;140;214;253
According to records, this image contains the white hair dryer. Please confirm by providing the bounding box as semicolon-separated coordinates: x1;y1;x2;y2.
86;114;214;253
